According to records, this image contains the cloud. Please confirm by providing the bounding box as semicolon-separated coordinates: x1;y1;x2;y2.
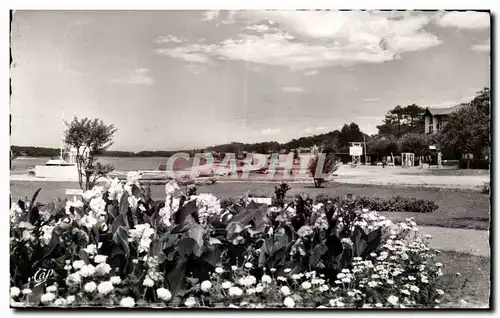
155;35;185;44
246;24;271;33
154;44;216;63
111;68;154;85
302;126;326;134
471;40;490;52
202;10;220;21
304;70;319;76
361;97;380;102
261;128;280;136
434;11;490;29
282;86;304;93
163;11;441;70
185;64;206;75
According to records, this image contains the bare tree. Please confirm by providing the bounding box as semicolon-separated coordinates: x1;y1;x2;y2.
64;117;117;190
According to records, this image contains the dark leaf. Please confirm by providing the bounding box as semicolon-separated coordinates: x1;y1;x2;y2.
325;234;343;257
361;227;382;258
310;242;328;267
32;229;61;270
111;214;125;234
119;191;130;216
178;238;196;257
171;224;190;234
186;219;204;257
353;226;368;257
107;204;118;219
164;259;187;297
175;199;198;225
79;249;91;264
202;247;222;268
131;184;142;198
113;226;130;260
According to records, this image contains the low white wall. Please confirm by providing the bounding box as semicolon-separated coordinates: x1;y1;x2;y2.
35;165;79;180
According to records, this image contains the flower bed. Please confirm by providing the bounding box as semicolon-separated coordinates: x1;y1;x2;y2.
10;173;449;308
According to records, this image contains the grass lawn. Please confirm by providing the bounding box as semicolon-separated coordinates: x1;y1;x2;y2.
437;251;490;307
10;180;490;230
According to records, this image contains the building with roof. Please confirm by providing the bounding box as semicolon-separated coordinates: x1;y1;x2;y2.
423;103;469;134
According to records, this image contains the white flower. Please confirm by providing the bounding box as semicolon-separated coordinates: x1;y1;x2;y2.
244;262;253;269
401;289;410;295
242;275;256;286
46;285;57;293
95;263;111;276
375;303;383;308
387;295;399;306
215;267;224;274
283;296;295;308
83;244;98;255
165;180;180;195
157;288;172;301
84;282;97;293
66;295;75;305
128;196;139;209
80;264;96;277
40;225;54;246
143;277;154;287
222;281;232;289
72;260;85;270
280;286;291;296
120;297;135;308
261;275;272;284
410;285;420;293
22;288;32;295
54;298;66;306
21;230;35;242
436;289;444;295
421;275;429;283
231;265;238;271
184;296;197;307
10;287;20;297
255;284;264;293
284;268;291;273
200;280;212;292
229;286;243;297
110;276;121;285
341;237;354;246
301;281;312;290
97;281;114;295
297;225;313;237
94;255;107;264
40;293;56;304
126;171;141;185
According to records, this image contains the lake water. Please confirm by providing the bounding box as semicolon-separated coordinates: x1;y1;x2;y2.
11;157;170;174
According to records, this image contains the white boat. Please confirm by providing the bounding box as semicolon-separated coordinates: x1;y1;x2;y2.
32;113;87;180
33;148;84;180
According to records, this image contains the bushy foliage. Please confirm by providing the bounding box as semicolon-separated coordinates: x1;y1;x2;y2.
307;154;340;188
315;194;438;213
10;175;449;308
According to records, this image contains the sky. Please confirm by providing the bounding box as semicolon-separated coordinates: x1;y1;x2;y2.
11;10;490;151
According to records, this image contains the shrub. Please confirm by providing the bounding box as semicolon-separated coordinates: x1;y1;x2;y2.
459;159;489;170
307;154;340;188
9;174;449;308
315;195;438;213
